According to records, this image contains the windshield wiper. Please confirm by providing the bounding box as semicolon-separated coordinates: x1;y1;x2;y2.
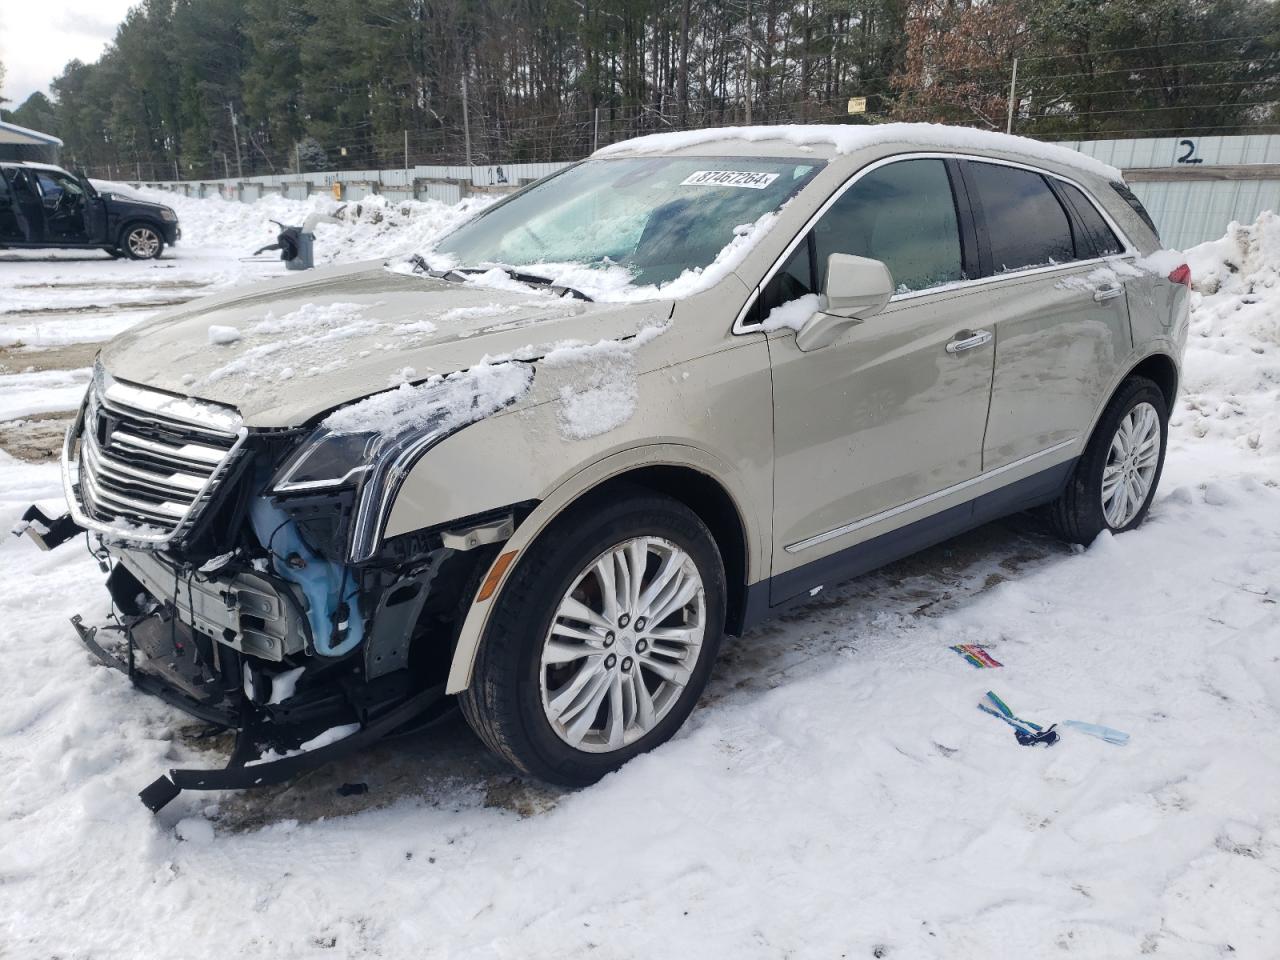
415;259;594;302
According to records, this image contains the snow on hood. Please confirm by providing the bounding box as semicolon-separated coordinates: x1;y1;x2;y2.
594;122;1122;182
98;261;672;428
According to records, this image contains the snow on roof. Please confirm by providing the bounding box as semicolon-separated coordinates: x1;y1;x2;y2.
0;120;64;147
593;122;1122;182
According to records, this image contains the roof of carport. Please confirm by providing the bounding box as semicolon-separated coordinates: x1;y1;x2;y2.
0;120;64;147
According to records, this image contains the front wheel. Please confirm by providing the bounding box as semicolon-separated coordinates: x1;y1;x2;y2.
120;223;165;260
1046;376;1169;544
459;490;726;786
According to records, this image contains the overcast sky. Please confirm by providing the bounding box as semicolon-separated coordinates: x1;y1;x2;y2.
1;0;137;107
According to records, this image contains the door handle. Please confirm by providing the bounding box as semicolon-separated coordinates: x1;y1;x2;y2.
1093;284;1124;302
946;329;993;354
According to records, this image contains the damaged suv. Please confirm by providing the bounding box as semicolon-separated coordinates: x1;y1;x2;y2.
21;125;1189;810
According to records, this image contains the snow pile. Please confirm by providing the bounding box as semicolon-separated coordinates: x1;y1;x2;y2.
206;324;241;345
321;361;533;438
596;122;1122;182
127;185;490;264
1174;212;1280;460
0;367;90;420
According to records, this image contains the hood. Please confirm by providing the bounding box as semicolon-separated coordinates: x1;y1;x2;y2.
104;194;174;215
99;261;673;428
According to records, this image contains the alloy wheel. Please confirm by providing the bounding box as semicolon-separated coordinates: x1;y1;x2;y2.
127;226;161;258
1101;401;1161;528
539;536;706;753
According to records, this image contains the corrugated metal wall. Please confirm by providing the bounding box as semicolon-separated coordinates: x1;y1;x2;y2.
1066;135;1280;249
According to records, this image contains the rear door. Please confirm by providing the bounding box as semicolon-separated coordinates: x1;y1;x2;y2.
766;157;995;602
961;160;1133;471
0;170;25;242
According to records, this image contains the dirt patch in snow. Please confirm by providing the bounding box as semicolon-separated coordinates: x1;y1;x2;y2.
0;341;101;374
0;415;71;462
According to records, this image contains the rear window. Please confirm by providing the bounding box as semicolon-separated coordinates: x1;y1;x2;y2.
968;162;1074;273
1058;182;1123;257
1110;181;1160;241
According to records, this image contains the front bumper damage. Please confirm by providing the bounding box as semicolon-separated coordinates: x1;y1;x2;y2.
19;506;457;813
71;614;442;811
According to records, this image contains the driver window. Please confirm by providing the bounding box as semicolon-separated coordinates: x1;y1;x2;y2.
36;172;82;209
812;159;965;294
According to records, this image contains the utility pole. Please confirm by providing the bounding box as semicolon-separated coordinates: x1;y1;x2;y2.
295;142;302;175
223;152;230;179
1006;58;1018;135
173;159;180;182
226;103;244;178
593;107;600;153
404;129;409;176
461;74;472;167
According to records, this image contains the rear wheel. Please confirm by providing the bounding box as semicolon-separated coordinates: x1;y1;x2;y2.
120;222;164;260
459;490;726;786
1046;376;1168;544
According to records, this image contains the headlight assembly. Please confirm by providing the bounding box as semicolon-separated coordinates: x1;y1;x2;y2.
271;432;379;492
160;208;178;222
269;362;534;562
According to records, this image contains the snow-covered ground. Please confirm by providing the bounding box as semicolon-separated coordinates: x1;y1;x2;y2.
0;192;1278;959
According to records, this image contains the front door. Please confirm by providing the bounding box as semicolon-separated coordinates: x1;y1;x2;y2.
766;158;995;603
33;168;92;244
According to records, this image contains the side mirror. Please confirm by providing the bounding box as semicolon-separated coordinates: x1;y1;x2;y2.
795;253;894;352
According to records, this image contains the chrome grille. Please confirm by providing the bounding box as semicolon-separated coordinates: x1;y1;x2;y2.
64;367;246;544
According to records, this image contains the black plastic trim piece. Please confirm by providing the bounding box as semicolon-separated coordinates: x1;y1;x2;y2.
740;458;1077;621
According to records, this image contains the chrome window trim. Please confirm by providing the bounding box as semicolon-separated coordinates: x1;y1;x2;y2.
784;437;1079;554
732;151;1138;335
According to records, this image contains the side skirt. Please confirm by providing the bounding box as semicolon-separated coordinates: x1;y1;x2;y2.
740;458;1076;630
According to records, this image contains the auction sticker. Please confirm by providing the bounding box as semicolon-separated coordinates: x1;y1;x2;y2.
680;170;780;189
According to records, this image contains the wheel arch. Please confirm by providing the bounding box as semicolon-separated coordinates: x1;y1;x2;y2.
443;449;761;694
1127;352;1178;412
572;464;750;635
1083;348;1179;450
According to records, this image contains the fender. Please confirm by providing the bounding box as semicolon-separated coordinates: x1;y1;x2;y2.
1081;337;1183;445
443;442;765;693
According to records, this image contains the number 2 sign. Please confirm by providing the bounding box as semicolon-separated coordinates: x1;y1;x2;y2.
1176;139;1203;165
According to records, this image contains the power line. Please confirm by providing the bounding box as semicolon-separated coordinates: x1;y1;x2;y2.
1016;34;1273;64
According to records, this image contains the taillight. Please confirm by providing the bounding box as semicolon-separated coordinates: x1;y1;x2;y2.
1168;263;1191;287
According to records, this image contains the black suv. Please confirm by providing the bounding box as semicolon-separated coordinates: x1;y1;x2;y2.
0;161;180;260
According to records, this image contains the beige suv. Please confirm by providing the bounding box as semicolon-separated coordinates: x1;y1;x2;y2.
28;124;1190;809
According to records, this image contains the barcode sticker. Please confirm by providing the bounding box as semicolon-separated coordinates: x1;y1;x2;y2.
679;170;780;190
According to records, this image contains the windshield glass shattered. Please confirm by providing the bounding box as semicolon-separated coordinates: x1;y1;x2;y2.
428;156;824;291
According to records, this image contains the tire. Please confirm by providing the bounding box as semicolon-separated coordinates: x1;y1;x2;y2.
459;488;726;786
119;222;165;260
1046;376;1169;545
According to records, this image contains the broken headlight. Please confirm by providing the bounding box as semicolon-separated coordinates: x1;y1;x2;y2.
270;363;534;562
